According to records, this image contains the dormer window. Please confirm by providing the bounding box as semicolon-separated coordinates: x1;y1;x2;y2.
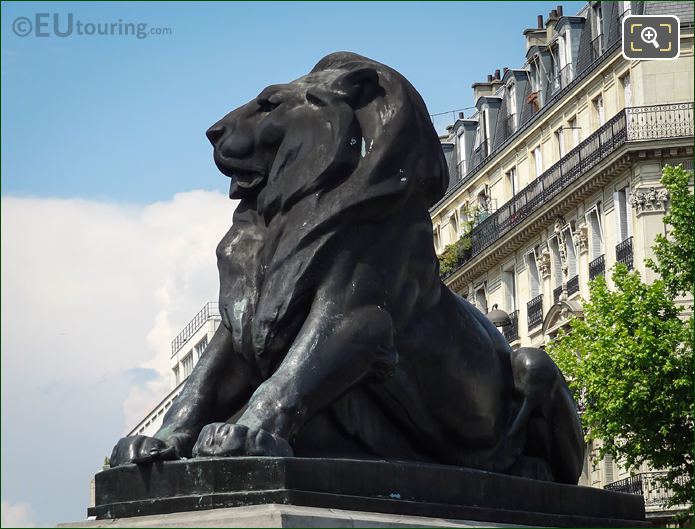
507;82;517;130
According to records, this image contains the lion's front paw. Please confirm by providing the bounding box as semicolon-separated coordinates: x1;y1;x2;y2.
192;423;293;458
109;435;179;467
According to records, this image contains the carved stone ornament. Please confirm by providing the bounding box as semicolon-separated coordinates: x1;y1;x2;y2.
573;225;589;254
629;186;670;215
537;246;552;279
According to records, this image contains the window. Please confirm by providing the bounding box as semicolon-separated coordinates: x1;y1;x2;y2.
586;205;604;259
457;131;466;178
433;226;441;251
614;186;632;242
195;336;208;359
448;211;458;240
503;267;517;312
507;82;517;129
506;167;517;198
594;3;604;49
555;128;565;159
173;365;180;386
474;284;488;313
526;250;541;298
567;116;580;148
620;74;632;108
182;352;194;379
592;95;605;127
532;146;543;178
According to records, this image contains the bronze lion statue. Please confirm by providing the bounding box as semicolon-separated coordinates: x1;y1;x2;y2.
111;52;584;484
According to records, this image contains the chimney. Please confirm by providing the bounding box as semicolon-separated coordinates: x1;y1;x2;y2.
503;67;509;76
494;69;501;80
537;14;544;28
487;74;493;82
557;5;563;17
458;112;465;119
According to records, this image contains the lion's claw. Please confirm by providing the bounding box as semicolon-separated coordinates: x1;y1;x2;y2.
192;423;293;458
110;435;179;467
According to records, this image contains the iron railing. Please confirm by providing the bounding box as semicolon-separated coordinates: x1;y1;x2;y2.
589;254;606;280
553;285;564;304
470;140;491;168
605;472;689;509
549;64;575;97
527;294;543;331
616;237;634;270
502;310;520;342
589;34;603;63
626;103;694;140
567;275;580;297
171;302;220;356
439;102;693;281
456;160;467;180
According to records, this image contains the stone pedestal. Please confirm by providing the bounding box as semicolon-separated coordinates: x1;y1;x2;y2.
82;457;647;527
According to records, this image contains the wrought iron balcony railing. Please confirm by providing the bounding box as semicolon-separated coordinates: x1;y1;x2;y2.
605;472;689;509
589;254;606;281
553;285;563;304
439;102;693;281
527;294;543;331
171;302;220;356
616;236;634;270
502;310;520;342
567;275;580;297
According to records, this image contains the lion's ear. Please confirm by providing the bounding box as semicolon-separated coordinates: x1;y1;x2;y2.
335;67;380;109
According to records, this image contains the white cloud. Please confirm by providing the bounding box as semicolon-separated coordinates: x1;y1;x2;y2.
1;190;237;525
1;500;38;528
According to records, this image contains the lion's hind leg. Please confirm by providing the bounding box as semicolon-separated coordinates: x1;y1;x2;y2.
508;347;584;484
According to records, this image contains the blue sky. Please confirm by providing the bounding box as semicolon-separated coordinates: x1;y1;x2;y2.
3;1;583;203
1;2;585;527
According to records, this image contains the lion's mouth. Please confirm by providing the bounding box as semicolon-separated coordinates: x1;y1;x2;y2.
214;153;268;196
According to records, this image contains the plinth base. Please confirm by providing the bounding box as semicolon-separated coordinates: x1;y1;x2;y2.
85;457;646;527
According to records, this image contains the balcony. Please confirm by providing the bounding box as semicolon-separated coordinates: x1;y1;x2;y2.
605;472;689;510
553;285;563;304
439;102;693;282
589;254;605;280
171;302;220;356
527;294;543;331
502;310;519;342
567;275;579;297
616;237;634;270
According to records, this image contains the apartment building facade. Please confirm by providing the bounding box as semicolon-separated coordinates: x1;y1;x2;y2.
431;0;693;521
128;302;221;438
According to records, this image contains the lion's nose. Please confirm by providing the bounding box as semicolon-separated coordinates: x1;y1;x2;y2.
206;124;225;145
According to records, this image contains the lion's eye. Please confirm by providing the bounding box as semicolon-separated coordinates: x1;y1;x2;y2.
257;98;280;113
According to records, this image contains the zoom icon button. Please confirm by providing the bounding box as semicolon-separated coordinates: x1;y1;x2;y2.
623;15;680;60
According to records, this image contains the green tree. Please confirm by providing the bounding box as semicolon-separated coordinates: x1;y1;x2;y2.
548;165;694;512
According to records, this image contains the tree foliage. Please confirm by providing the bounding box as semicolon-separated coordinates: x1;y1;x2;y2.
438;205;481;276
548;164;694;511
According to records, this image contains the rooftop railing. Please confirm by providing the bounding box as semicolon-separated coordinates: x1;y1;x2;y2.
171;302;220;356
440;102;694;281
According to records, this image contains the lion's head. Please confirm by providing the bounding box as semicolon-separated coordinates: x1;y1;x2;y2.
207;52;448;221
